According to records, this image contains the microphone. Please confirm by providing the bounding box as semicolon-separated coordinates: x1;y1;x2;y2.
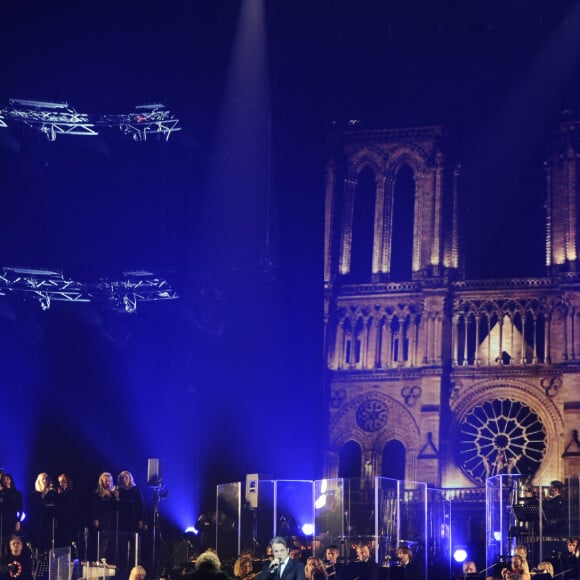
270;559;282;573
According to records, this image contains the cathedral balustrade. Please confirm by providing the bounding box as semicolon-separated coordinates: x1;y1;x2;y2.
452;296;549;367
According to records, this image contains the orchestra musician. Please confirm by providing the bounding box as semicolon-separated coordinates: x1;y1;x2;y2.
394;547;422;580
514;547;530;575
509;555;530;580
350;544;379;580
233;555;257;580
324;545;344;580
563;537;580;580
304;557;328;580
543;481;567;537
535;562;554;578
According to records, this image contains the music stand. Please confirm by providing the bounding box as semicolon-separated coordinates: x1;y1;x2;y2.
512;504;540;522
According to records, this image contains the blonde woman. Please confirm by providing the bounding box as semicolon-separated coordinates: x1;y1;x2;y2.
233;555;255;580
129;565;146;580
117;471;145;532
90;472;118;560
30;473;57;550
305;557;328;580
536;562;554;578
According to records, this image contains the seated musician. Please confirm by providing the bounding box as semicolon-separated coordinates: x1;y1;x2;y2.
233;556;255;580
514;547;530;575
394;547;422;580
324;545;344;580
510;555;530;580
535;562;554;579
305;557;328;580
563;537;580;580
349;544;379;580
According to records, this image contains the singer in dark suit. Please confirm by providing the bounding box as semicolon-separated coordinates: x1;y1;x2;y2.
257;537;306;580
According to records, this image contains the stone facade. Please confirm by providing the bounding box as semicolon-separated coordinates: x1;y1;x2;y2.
324;118;580;489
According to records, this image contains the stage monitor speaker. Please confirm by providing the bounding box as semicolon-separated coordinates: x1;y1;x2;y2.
147;458;163;487
245;473;260;509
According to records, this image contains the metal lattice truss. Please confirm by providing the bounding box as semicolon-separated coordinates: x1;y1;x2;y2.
0;99;181;142
0;267;178;313
99;104;181;142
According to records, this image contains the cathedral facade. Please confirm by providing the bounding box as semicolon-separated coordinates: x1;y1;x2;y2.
323;118;580;490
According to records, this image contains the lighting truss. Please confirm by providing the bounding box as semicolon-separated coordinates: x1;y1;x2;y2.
2;99;98;141
0;267;178;313
99;104;181;142
0;99;181;142
96;271;179;313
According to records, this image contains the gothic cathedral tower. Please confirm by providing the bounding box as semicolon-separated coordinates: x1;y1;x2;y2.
324;118;580;488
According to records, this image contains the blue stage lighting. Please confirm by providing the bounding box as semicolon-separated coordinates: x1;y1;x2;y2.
453;549;467;563
185;526;199;535
302;523;314;536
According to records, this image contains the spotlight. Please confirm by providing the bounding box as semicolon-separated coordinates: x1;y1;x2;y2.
302;523;314;536
314;495;326;509
453;549;468;563
185;526;198;535
493;531;502;542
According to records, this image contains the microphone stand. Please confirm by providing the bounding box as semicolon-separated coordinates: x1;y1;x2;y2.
151;488;161;578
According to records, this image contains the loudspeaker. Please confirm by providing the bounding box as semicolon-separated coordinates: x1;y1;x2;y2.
245;473;260;509
147;458;163;486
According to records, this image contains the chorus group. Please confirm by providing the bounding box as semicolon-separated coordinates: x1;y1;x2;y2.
0;468;146;580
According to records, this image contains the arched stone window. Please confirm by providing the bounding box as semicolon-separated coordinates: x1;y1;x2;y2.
390;164;415;281
381;440;406;480
339;440;362;479
349;167;376;282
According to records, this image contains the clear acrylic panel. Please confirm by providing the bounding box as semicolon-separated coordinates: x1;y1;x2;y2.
49;546;71;580
216;481;241;561
238;478;275;558
427;488;451;580
274;480;314;542
485;474;521;573
313;478;345;558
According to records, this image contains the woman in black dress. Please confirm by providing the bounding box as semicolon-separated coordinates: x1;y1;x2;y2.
30;473;58;552
90;472;118;562
0;475;23;547
117;471;145;533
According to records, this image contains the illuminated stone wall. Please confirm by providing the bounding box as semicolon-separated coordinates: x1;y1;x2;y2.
324;120;580;488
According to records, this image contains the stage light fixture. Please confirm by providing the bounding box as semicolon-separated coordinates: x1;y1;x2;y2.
301;523;314;535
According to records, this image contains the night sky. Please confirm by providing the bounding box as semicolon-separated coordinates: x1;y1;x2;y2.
1;0;579;536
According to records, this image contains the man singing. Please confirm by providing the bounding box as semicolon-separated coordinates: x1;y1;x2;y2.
258;537;305;580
